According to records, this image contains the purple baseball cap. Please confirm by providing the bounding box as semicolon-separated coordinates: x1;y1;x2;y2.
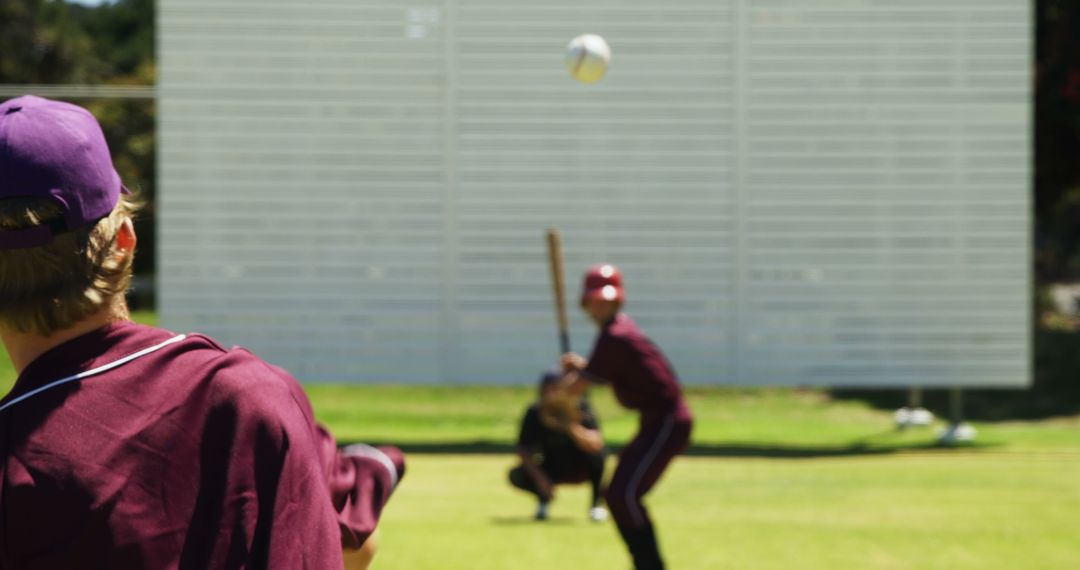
0;95;126;250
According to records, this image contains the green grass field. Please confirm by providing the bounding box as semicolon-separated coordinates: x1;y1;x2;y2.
2;320;1079;569
308;386;1080;570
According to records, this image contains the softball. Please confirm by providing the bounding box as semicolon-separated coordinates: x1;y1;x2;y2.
565;34;611;84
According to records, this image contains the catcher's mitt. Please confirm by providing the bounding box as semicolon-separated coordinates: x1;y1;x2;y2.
539;390;582;432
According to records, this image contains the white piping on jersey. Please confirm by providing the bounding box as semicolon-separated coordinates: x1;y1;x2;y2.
0;334;187;415
625;414;675;528
342;443;400;490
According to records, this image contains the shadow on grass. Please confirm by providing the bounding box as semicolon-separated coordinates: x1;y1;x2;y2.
680;440;996;459
344;432;998;459
489;515;580;526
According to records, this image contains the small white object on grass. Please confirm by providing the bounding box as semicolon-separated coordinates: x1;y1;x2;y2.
894;407;935;428
938;423;977;445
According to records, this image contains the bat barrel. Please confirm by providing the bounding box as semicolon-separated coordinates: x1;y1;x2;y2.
546;228;571;354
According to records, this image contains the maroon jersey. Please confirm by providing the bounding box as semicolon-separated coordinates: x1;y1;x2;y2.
584;313;691;420
0;321;399;569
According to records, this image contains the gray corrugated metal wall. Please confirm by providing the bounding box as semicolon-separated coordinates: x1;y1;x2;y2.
158;0;1030;386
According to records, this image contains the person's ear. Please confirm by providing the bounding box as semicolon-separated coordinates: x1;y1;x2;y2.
115;218;137;260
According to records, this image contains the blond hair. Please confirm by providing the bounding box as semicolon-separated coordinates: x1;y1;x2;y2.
0;194;140;336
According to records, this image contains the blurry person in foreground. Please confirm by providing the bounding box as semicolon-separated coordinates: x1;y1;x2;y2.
0;95;402;569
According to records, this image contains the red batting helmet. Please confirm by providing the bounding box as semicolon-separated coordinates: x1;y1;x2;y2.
581;264;625;305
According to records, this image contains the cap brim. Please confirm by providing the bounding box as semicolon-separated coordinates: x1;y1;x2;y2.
580;289;623;306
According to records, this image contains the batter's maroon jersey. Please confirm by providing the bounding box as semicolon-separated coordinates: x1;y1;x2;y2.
584;313;692;421
0;321;402;569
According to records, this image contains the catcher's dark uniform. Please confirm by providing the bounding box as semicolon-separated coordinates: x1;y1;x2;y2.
508;400;606;509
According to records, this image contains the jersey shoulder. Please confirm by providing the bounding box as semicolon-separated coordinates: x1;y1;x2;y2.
167;333;314;427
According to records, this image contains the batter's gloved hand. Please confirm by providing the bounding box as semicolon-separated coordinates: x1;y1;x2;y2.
561;352;587;374
539;389;582;433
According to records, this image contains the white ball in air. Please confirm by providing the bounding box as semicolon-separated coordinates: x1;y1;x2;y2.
565;34;611;84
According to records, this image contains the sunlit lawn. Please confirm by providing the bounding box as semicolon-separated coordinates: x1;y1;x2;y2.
2;317;1079;569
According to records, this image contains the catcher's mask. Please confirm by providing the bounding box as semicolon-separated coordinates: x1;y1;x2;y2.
538;369;560;398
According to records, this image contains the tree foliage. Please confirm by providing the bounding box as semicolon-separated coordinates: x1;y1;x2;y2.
68;0;153;79
1036;0;1080;281
0;0;104;83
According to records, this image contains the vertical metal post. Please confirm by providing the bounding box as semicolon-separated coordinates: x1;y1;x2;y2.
909;386;923;409
730;0;748;386
439;0;459;383
949;387;963;426
938;386;976;444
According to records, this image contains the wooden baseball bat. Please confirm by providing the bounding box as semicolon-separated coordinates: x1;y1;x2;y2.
546;228;571;354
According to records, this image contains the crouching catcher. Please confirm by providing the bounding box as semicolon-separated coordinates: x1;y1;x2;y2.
509;370;608;522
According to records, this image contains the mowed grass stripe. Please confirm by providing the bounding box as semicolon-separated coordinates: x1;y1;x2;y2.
374;452;1080;570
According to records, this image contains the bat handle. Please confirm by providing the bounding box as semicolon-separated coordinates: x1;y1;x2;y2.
559;332;571;355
